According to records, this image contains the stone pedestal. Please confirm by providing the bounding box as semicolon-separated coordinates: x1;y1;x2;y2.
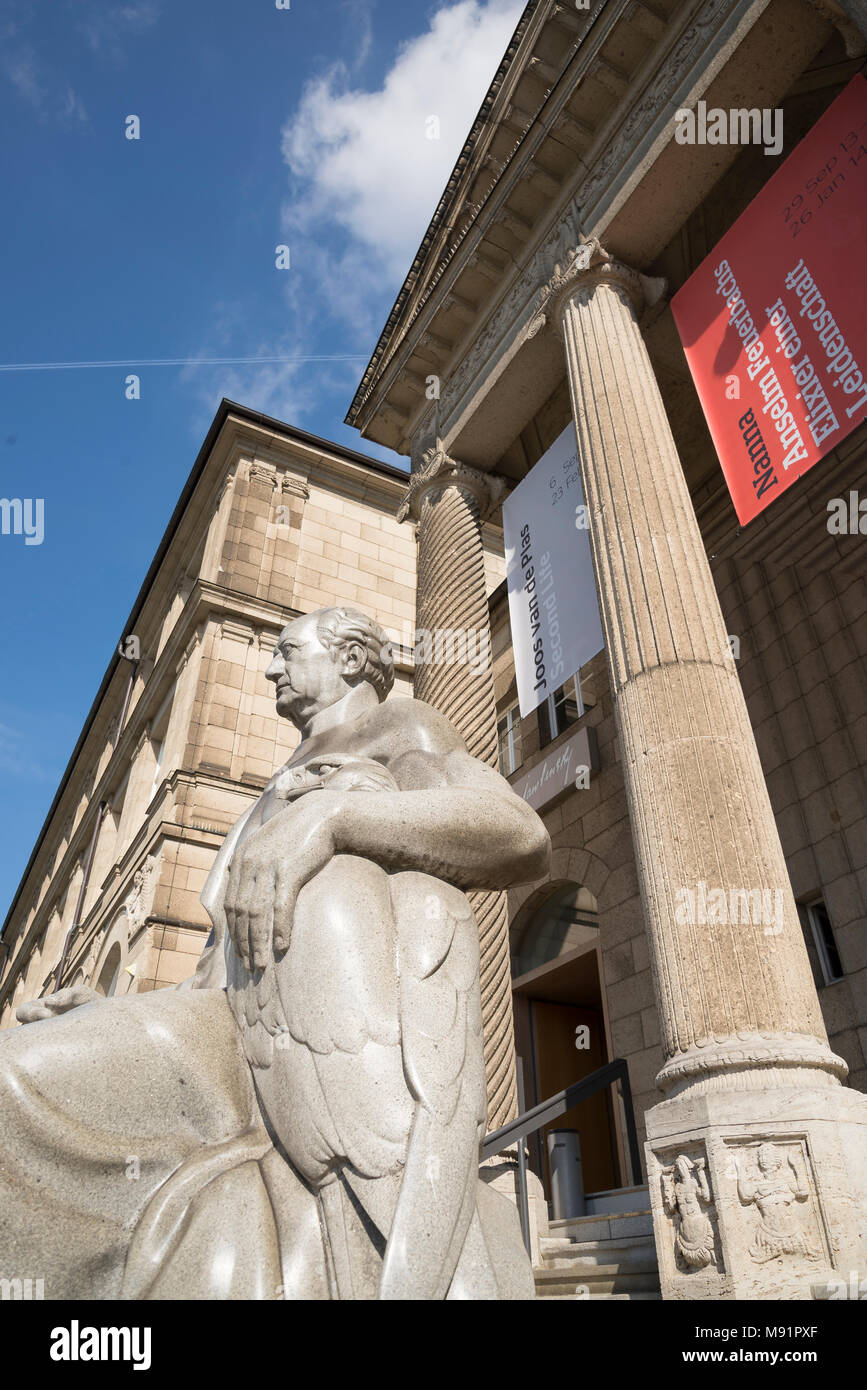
646;1080;867;1300
552;241;867;1299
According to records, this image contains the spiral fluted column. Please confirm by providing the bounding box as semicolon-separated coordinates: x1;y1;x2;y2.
398;449;517;1129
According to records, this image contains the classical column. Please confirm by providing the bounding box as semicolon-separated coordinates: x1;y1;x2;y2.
551;241;866;1298
398;449;518;1130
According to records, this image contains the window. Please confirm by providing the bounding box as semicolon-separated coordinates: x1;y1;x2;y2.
800;899;844;986
497;704;523;776
148;686;175;804
149;740;164;803
538;676;582;749
514;883;600;978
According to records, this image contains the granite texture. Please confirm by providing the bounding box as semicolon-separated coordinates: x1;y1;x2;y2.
1;607;549;1299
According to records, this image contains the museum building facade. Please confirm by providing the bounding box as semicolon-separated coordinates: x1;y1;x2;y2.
346;0;867;1298
0;404;508;1024
1;0;866;1301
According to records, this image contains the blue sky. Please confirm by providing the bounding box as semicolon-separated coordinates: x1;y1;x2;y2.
0;0;525;917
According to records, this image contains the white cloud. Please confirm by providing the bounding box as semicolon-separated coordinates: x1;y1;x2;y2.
281;0;524;284
1;45;86;124
183;2;523;450
60;86;88;126
82;1;160;61
3;46;42;107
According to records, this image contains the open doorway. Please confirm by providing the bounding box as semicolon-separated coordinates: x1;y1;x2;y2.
512;883;625;1202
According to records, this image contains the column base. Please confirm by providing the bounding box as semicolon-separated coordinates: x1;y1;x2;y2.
645;1079;867;1300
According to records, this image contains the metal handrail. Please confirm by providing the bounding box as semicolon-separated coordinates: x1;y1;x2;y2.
481;1058;643;1255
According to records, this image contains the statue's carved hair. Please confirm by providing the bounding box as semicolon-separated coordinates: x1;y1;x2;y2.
315;607;394;702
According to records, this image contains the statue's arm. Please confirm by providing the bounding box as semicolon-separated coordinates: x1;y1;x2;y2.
333;748;550;890
16;985;102;1023
736;1162;755;1205
661;1173;676;1214
224;722;550;971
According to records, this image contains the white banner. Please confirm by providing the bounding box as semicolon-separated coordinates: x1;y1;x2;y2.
502;425;603;717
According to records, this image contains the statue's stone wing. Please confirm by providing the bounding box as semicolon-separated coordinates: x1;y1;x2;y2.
392;872;486;1130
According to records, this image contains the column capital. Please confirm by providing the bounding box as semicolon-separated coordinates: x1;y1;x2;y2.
396;444;507;524
545;238;667;329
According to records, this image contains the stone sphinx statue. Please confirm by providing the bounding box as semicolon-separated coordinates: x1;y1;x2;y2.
0;607;550;1299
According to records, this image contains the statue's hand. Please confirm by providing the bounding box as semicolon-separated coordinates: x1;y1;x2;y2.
16;985;102;1024
224;792;341;971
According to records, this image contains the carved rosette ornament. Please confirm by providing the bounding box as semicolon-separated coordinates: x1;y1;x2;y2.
399;446;518;1130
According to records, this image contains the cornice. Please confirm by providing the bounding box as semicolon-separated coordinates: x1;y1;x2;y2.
346;0;618;432
348;0;785;448
346;0;551;429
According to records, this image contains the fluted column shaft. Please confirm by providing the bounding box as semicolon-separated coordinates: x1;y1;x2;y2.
555;247;843;1094
400;450;518;1128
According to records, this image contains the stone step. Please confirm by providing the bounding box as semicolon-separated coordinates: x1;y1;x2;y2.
534;1260;661;1299
583;1183;650;1216
534;1198;660;1300
537;1290;662;1301
546;1205;654;1246
541;1234;657;1268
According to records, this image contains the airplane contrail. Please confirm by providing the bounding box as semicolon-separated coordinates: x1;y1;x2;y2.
0;354;369;372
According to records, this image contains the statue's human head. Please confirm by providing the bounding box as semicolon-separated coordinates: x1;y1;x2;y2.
674;1155;691;1181
266;607;394;726
757;1144;779;1173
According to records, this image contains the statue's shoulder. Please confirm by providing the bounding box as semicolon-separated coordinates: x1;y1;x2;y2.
356;697;466;758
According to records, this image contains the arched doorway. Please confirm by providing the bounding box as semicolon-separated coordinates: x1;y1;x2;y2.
94;943;122;998
512;883;623;1203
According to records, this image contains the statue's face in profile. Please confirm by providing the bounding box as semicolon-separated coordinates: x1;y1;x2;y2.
266;614;347;726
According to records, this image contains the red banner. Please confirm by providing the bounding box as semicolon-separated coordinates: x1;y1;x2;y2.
671;76;867;525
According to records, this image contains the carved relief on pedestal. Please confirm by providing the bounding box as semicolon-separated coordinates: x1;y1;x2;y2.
731;1140;824;1265
660;1149;720;1272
